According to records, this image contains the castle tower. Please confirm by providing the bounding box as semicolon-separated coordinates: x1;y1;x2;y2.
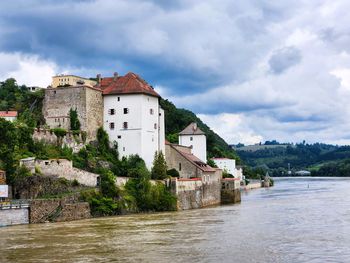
178;122;207;163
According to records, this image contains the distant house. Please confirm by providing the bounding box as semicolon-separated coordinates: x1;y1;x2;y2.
27;86;43;92
178;122;207;163
51;74;97;88
212;158;236;175
295;170;311;176
0;111;18;122
212;158;244;181
97;72;165;169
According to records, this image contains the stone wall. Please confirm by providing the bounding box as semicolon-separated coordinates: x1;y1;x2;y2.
33;128;86;153
243;180;262;190
42;86;103;140
0;208;29;226
170;178;221;210
29;199;90;223
20;158;99;187
165;144;199;179
221;179;241;204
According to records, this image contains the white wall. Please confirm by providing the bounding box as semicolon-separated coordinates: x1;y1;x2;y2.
1;116;16;122
103;94;165;169
179;134;207;163
213;159;236;176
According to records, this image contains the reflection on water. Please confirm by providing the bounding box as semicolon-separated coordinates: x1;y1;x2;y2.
1;177;350;263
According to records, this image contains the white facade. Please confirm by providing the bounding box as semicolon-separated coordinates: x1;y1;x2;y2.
212;158;243;181
0;116;16;122
212;158;236;176
235;166;243;181
103;94;165;169
179;134;207;163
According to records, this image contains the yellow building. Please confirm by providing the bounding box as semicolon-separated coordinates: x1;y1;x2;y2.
51;75;97;88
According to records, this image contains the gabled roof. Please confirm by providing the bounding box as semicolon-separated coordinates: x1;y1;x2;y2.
179;122;205;135
0;111;17;117
98;72;160;97
168;143;215;173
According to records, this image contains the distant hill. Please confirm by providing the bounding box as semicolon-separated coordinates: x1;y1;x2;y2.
160;99;240;162
232;144;290;152
236;142;350;176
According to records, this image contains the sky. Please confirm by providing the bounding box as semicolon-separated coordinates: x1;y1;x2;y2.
1;0;350;145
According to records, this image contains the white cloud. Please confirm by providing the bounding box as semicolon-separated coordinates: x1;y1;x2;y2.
0;52;57;87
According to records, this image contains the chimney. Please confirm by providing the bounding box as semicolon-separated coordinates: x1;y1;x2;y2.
113;72;118;80
96;74;101;83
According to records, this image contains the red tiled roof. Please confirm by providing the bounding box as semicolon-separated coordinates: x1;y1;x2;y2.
0;111;17;117
97;72;160;97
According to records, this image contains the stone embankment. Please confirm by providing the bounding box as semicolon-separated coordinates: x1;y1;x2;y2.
30;198;90;223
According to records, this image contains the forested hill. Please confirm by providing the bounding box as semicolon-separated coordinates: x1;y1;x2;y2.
160;99;240;162
236;142;350;176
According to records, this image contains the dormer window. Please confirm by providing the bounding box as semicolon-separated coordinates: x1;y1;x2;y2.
108;109;115;115
123;108;129;114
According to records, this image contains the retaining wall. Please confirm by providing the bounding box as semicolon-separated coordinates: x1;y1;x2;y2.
30;199;90;223
0;208;29;227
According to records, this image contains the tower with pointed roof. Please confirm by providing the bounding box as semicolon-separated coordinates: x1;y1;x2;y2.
178;122;207;163
99;72;165;169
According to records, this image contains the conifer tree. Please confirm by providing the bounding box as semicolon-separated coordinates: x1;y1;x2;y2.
151;151;168;180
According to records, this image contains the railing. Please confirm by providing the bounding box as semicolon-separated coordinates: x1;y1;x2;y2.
0;199;30;210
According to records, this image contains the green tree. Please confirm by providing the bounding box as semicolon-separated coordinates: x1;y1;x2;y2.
0;118;18;181
69;108;80;131
151;151;168;180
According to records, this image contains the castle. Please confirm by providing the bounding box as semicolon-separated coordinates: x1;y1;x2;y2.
43;72;164;169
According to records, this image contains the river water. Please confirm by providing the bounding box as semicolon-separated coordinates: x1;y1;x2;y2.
1;177;350;263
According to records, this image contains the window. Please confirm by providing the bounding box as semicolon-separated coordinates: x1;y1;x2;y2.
117;135;121;139
53;90;56;94
117;97;120;101
154;123;157;129
109;122;115;130
190;137;193;141
108;109;115;115
123;108;129;114
123;122;128;129
123;147;125;152
150;109;154;115
179;163;182;171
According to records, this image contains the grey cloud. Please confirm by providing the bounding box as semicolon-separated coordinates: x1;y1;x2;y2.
268;47;302;74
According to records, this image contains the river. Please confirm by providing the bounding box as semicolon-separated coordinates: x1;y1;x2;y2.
1;177;350;263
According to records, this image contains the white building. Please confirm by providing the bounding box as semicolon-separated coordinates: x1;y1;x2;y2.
178;123;207;163
212;158;244;181
0;111;18;122
212;158;236;176
99;72;165;169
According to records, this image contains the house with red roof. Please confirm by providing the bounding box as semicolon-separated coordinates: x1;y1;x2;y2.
0;111;18;122
97;72;165;169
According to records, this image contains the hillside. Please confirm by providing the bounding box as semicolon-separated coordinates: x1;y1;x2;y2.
237;142;350;176
160;99;240;162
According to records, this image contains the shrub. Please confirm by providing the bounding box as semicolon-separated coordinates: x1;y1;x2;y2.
167;168;180;178
52;128;67;138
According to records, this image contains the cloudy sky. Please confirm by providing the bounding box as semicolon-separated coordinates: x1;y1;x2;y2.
1;0;350;145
